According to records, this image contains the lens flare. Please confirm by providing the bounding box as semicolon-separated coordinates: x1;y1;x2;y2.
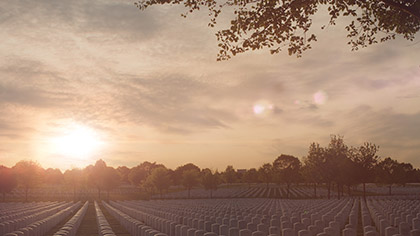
313;91;328;105
253;100;274;116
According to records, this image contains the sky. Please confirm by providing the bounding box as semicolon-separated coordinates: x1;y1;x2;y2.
1;0;420;171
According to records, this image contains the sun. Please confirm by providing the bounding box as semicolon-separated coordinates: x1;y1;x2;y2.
50;124;104;159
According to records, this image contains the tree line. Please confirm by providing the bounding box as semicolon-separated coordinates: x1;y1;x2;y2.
1;135;419;201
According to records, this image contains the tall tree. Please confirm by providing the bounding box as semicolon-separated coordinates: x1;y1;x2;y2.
13;160;42;201
44;168;64;186
64;168;83;200
89;159;108;199
351;142;380;199
201;168;220;198
273;154;301;199
243;168;259;188
325;135;349;199
258;163;273;188
182;169;200;198
223;165;237;186
0;166;17;201
137;0;420;60
304;142;326;198
172;163;201;186
376;157;400;195
103;167;121;200
147;167;172;198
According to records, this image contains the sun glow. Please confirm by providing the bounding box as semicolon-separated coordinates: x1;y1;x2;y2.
50;124;104;159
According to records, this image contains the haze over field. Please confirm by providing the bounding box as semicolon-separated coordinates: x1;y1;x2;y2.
0;0;420;170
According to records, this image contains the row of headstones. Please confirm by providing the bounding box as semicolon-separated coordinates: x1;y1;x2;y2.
2;201;81;236
53;201;88;236
112;198;359;236
367;187;420;195
0;201;62;222
0;202;72;235
0;202;52;217
120;198;350;230
103;201;167;236
365;198;420;236
95;201;117;236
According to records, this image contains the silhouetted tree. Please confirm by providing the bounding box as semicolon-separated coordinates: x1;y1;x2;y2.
128;161;165;186
201;169;220;198
376;157;400;195
173;163;201;186
0;166;17;201
351;142;380;199
116;166;131;184
137;0;420;60
182;169;200;198
223;165;237;186
64;168;83;200
273;154;301;198
325;135;349;199
103;167;121;200
147;167;172;198
258;163;273;188
44;168;64;186
304;142;327;198
90;159;108;199
13;160;42;201
243;168;258;188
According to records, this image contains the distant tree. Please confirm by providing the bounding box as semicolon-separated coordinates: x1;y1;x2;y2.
351;142;380;199
64;168;83;200
89;159;108;199
116;166;131;184
325;135;349;199
147;167;172;198
304;142;326;198
273;154;301;198
103;167;121;200
182;169;200;198
258;163;273;188
128;161;165;186
0;166;17;201
137;0;420;60
243;168;259;188
44;168;64;186
223;165;237;186
376;157;400;195
173;163;201;186
201;169;220;198
13;160;43;201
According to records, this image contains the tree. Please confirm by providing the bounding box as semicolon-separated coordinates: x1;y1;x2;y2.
128;161;165;186
136;0;420;60
172;163;201;186
201;169;220;198
325;135;349;199
64;168;83;200
351;142;380;200
44;168;64;186
376;157;400;195
243;168;259;188
182;169;200;198
103;167;121;200
304;142;326;198
258;163;273;188
147;167;172;198
273;154;301;198
223;165;237;186
89;159;108;199
0;166;17;201
13;160;43;201
116;166;131;184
